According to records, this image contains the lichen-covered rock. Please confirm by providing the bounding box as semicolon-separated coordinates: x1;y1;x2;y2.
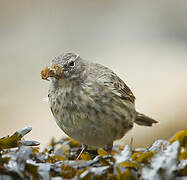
0;127;39;150
142;141;179;180
0;127;186;179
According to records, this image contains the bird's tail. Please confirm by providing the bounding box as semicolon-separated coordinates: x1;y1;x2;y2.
135;112;158;126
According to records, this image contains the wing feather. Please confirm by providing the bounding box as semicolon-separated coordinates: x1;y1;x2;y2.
96;71;135;104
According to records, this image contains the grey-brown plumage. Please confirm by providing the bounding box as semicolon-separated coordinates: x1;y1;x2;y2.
41;52;158;150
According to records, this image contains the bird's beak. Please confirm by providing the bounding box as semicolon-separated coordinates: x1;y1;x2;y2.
41;65;64;80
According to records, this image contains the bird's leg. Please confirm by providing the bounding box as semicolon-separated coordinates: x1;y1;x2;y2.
130;137;134;150
76;144;87;160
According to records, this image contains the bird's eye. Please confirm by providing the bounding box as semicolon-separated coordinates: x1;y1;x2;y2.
69;61;75;67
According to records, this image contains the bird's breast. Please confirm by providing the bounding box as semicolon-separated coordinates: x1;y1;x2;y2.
48;82;136;148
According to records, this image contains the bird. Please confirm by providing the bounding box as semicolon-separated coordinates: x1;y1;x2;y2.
41;52;158;155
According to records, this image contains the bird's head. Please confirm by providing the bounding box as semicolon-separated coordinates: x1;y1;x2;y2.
41;52;86;84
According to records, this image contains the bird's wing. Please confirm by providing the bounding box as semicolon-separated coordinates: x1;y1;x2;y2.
94;66;136;104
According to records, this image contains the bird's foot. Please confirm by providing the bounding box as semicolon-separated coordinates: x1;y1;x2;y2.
105;143;113;153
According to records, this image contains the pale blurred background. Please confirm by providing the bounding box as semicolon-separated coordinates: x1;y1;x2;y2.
0;0;187;148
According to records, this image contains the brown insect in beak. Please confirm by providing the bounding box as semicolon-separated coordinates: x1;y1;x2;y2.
41;65;64;80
